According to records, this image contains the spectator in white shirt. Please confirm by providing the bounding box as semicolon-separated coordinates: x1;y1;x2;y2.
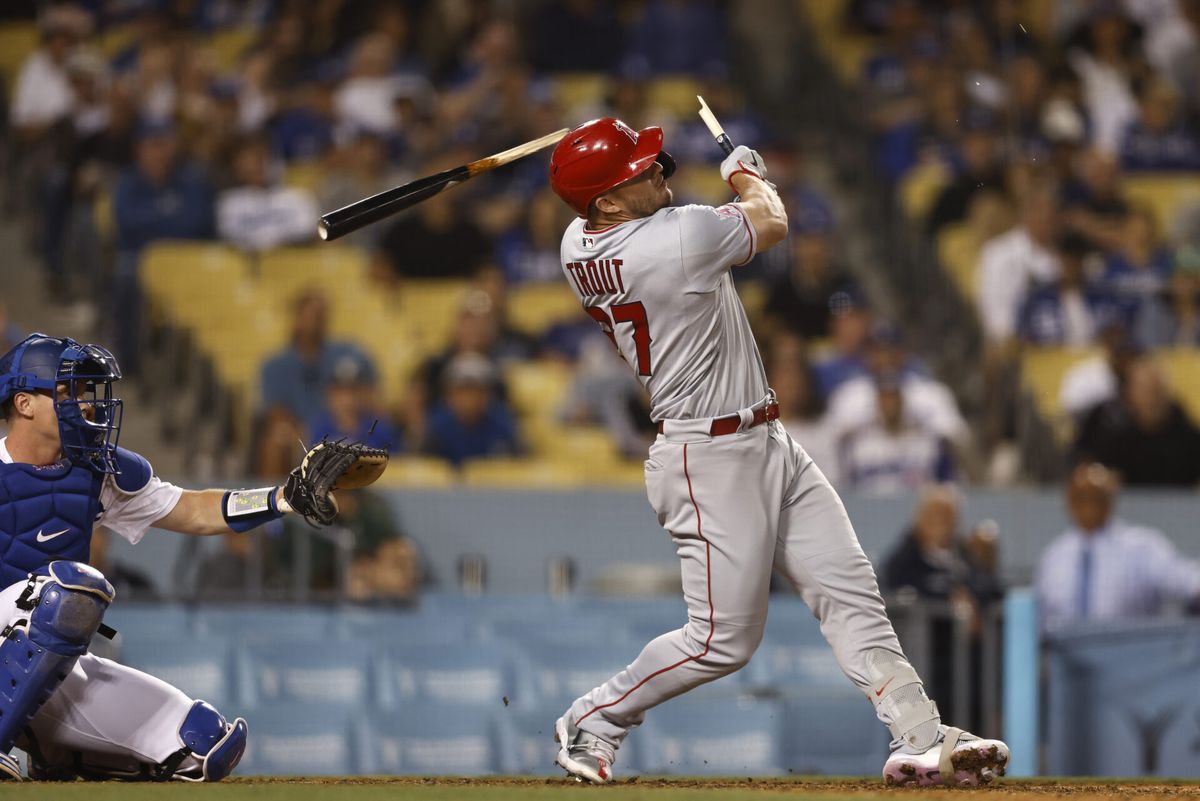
216;135;318;252
1036;462;1200;634
9;6;92;138
976;184;1061;346
838;373;955;495
1059;322;1141;420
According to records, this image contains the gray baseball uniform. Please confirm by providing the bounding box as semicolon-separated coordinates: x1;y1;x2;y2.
559;203;941;751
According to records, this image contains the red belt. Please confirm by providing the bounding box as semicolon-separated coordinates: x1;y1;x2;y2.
657;402;780;436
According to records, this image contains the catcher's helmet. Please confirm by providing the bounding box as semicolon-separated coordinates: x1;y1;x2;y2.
549;117;676;216
0;333;124;473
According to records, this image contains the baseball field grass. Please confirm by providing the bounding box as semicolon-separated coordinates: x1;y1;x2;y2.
6;777;1200;800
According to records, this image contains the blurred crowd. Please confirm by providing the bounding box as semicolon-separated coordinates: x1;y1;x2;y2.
1;0;976;497
1;0;1198;496
850;0;1200;483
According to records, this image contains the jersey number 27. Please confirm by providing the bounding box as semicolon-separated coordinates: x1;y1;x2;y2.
586;301;653;376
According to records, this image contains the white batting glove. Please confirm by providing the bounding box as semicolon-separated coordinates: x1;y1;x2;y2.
720;145;768;191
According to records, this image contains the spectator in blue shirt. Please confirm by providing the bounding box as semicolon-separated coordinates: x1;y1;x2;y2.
423;353;520;467
1018;234;1129;346
260;289;378;428
111;119;215;374
113;119;215;255
309;353;403;453
1119;78;1200;172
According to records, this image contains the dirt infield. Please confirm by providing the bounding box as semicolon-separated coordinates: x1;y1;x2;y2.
8;776;1200;801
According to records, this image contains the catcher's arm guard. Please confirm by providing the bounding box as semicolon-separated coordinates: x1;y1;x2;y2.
283;438;389;526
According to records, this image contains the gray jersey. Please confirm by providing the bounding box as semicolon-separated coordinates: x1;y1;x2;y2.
560;203;769;421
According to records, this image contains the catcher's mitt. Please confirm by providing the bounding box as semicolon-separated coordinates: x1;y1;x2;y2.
283;438;389;526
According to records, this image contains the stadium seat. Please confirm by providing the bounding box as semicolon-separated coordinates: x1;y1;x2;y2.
241;639;376;708
506;362;574;417
194;605;339;641
1020;346;1103;439
378;642;516;708
936;223;979;303
1123;174;1200;235
461;458;587;488
374;456;459;489
364;704;513;775
646;76;703;118
551;73;610;115
238;703;359;775
140;242;252;326
116;636;236;710
337;608;476;647
899;160;951;222
507;283;582;336
1153;348;1200;424
783;691;889;776
0;23;37;93
640;698;786;775
104;602;193;639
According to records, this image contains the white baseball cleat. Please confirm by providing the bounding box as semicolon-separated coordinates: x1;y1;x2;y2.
882;725;1009;786
555;715;616;784
0;751;22;781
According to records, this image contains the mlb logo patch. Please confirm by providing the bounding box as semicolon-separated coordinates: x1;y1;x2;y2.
581;235;595;249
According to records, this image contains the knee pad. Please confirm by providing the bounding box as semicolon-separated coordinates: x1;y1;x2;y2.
172;701;247;782
0;563;114;752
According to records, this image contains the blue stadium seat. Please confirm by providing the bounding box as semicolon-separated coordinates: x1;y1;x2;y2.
744;642;849;693
240;639;376;708
116;636;235;709
421;592;578;622
238;703;358;776
337;608;475;647
480;616;632;647
194;604;337;641
364;704;513;775
782;691;890;776
377;642;515;708
105;603;192;640
640;698;786;775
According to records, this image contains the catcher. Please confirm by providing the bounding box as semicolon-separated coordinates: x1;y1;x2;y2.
0;333;387;781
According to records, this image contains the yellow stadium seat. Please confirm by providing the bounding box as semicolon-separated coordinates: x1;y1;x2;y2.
1020;346;1103;439
461;458;585;488
899;160;950;222
210;26;257;71
543;426;622;467
587;459;647;488
937;223;979;303
646;76;703;118
507;362;573;416
1123;174;1200;234
552;73;609;114
257;246;370;302
140;243;252;324
0;23;38;92
375;456;457;488
284;161;324;194
508;282;582;335
675;166;731;206
98;24;137;58
1153;348;1200;424
738;280;768;324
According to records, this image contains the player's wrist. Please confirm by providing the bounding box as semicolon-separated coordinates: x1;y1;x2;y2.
221;487;286;533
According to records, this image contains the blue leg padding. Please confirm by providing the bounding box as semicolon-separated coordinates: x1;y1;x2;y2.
0;565;112;753
178;700;247;782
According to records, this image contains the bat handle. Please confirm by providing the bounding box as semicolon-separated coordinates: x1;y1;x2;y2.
715;133;735;156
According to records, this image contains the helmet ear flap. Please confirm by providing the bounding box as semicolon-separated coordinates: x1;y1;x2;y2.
656;150;676;179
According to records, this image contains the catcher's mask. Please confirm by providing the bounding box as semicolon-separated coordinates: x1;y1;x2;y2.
0;333;124;474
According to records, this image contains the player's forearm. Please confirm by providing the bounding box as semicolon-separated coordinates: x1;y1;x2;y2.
156;487;287;536
731;174;787;252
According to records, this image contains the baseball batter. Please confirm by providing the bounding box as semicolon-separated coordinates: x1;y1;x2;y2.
547;118;1009;786
0;334;384;781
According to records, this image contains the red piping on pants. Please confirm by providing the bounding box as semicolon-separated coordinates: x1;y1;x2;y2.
577;443;716;725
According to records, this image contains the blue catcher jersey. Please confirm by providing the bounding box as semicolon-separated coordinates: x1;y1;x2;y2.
0;446;153;587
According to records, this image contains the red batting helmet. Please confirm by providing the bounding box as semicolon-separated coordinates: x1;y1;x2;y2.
548;117;677;216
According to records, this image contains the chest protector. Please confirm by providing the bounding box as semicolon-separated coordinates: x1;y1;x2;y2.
0;448;150;588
